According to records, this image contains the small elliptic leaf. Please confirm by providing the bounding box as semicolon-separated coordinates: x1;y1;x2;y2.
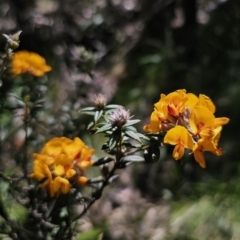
123;125;137;132
87;121;95;129
105;104;121;109
123;119;141;127
123;142;142;148
92;188;102;199
109;130;121;150
122;136;130;142
140;134;151;141
93;157;114;166
9;93;22;100
94;110;103;123
125;130;141;143
144;145;160;163
33;99;45;105
108;175;119;183
79;107;96;112
88;176;104;184
100;164;109;177
117;161;132;168
109;137;117;150
101;143;109;150
122;155;145;162
80;111;95;116
103;114;109;122
15;99;25;107
95;124;112;134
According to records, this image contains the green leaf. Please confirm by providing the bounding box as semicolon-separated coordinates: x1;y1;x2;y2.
9;93;22;101
93;157;114;166
108;137;117;150
136;132;150;140
122;155;145;162
123;119;141;127
108;175;119;183
95;124;112;134
144;145;160;163
116;161;132;168
125;130;141;143
33;99;45;105
123;125;137;132
79;107;96;112
105;104;121;109
87;121;95;129
123;142;142;148
80;111;95;116
108;130;121;150
76;228;102;240
88;177;104;184
139;134;150;141
102;114;109;122
94;110;103;123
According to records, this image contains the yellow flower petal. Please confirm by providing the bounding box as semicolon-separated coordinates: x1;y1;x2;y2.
196;94;216;113
172;144;185;160
189;106;215;134
154;101;168;120
185;93;198;108
52;177;71;197
193;150;206;168
164;126;194;150
213;117;230;128
65;168;76;179
197;139;223;156
149;111;161;133
54;165;65;176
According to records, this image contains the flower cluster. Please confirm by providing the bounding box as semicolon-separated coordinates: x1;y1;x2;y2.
30;137;95;197
144;89;229;167
11;50;52;77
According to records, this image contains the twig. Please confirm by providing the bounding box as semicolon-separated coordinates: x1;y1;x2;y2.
71;155;121;223
0;172;23;183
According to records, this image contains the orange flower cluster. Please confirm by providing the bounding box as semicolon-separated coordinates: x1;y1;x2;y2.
11;50;52;77
144;89;229;168
30;137;95;197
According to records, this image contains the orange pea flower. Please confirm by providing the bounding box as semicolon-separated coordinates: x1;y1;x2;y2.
11;50;51;77
144;89;230;168
30;137;95;197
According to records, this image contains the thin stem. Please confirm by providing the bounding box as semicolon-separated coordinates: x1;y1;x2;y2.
124;144;149;156
23;104;30;180
71;154;121;224
0;43;9;76
0;172;23;183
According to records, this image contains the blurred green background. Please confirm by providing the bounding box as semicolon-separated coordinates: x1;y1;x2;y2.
1;0;240;239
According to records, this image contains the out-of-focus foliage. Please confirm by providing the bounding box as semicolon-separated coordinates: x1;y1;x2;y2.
0;0;240;239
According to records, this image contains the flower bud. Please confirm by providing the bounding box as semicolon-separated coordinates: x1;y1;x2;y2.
78;176;89;186
93;94;107;109
9;40;19;50
109;107;132;127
